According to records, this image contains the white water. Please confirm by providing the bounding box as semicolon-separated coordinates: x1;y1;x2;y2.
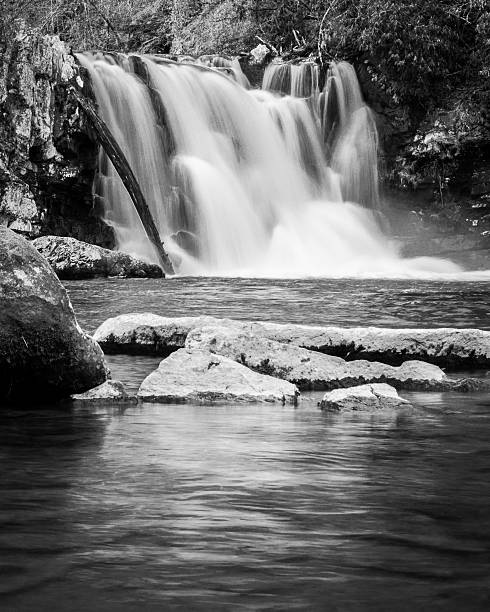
78;53;472;278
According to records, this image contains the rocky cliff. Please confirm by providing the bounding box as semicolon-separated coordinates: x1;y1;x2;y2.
0;22;112;246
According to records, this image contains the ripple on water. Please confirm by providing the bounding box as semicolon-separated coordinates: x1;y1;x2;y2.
64;277;490;333
1;278;489;609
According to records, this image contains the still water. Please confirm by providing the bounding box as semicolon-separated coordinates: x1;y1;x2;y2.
1;278;490;610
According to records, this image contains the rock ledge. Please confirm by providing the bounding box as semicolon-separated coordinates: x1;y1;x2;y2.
33;236;163;279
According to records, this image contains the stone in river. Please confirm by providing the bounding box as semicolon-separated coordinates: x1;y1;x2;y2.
0;227;108;403
32;235;163;279
137;348;299;405
71;380;135;403
255;321;490;369
320;383;411;412
186;325;451;391
92;314;490;370
93;313;222;355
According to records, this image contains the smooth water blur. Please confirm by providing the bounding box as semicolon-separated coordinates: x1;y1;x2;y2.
78;54;467;277
64;277;490;333
1;394;489;610
1;278;489;610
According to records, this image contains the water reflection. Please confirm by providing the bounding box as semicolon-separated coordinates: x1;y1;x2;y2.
0;407;110;602
1;393;489;610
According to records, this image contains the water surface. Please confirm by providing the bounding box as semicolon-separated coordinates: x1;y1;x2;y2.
1;278;489;610
1;393;489;611
65;277;490;333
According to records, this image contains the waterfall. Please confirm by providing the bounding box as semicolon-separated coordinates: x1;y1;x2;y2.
78;53;462;277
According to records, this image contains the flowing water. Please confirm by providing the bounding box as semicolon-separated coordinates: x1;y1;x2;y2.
1;279;489;610
77;53;475;278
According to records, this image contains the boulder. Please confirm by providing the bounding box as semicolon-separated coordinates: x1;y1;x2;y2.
249;44;271;66
32;235;163;279
93;313;221;355
137;348;299;405
254;322;490;369
0;227;108;403
186;325;450;391
320;384;411;412
92;314;490;369
70;380;134;403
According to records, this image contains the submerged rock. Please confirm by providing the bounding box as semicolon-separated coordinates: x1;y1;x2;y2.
186;325;450;391
92;314;490;369
70;380;134;403
0;227;108;403
137;348;299;405
320;384;411;412
32;235;163;279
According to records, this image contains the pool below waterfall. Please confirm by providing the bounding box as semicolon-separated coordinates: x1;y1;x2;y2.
1;277;489;610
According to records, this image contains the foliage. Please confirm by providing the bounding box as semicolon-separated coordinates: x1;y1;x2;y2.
171;0;256;55
1;0;488;109
318;0;490;106
0;0;172;52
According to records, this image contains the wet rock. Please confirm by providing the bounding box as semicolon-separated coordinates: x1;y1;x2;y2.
449;377;490;392
92;314;490;370
93;313;221;355
186;325;450;391
70;380;135;403
138;348;299;405
0;181;38;235
253;323;490;369
0;23;111;245
320;384;411;412
32;235;163;279
0;227;108;403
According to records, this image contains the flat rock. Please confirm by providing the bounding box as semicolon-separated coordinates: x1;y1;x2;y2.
320;383;411;412
137;348;299;405
32;235;163;279
71;380;135;403
186;325;450;391
93;313;222;355
0;227;108;403
91;314;490;369
255;322;490;369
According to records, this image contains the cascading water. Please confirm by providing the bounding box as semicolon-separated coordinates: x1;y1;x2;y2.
78;53;464;277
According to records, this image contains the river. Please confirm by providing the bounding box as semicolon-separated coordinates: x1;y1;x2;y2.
1;277;489;610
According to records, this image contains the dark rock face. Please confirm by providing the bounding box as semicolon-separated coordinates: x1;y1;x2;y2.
0;227;108;403
33;235;163;279
0;23;112;246
355;61;490;264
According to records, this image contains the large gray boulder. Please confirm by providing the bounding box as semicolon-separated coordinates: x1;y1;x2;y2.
186;325;450;391
92;314;490;369
320;384;411;412
0;227;108;403
32;235;163;279
138;348;299;405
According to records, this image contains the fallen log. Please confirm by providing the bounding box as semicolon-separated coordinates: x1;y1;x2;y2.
129;55;175;160
71;87;175;275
